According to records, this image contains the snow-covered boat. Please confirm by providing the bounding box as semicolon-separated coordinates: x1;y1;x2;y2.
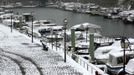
1;14;25;27
70;22;102;37
89;5;100;15
106;51;134;75
125;58;134;75
119;10;134;24
45;34;63;42
62;2;75;11
38;25;63;36
94;38;134;64
103;7;122;19
1;5;14;8
31;20;56;27
123;13;134;24
0;13;14;20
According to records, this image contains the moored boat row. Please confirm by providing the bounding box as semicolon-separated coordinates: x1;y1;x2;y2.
49;2;134;25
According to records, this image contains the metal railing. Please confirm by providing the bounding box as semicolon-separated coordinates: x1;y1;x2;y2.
45;41;108;75
77;56;108;75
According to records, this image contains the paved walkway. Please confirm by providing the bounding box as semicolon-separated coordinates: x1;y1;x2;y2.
0;24;89;75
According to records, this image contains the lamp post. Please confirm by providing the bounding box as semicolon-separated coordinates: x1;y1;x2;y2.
55;33;58;51
31;12;34;43
51;29;54;49
121;37;128;75
10;10;13;33
86;27;89;42
63;18;67;62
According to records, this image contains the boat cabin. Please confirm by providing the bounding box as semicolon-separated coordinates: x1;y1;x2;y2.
106;51;134;75
32;20;56;27
38;25;63;35
22;13;33;22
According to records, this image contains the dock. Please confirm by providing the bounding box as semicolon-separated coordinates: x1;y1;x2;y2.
0;23;106;75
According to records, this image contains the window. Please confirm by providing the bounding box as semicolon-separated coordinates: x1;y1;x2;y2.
117;57;123;64
43;21;50;24
102;50;110;54
109;55;113;63
126;55;134;64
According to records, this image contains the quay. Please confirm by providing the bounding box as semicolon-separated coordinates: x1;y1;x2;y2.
0;24;88;75
0;23;107;75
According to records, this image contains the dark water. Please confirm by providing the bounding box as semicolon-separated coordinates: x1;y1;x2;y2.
12;7;134;37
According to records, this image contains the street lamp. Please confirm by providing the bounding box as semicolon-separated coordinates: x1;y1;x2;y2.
31;12;34;43
55;33;58;51
120;37;129;75
63;18;67;62
10;10;13;33
85;27;89;42
51;29;54;49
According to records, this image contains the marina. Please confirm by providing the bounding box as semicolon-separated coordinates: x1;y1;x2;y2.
1;1;134;75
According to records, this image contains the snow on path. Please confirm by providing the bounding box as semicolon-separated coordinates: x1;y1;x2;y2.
0;55;22;75
0;24;88;75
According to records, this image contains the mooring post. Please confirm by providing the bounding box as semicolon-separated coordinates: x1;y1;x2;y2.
89;33;95;62
71;29;75;53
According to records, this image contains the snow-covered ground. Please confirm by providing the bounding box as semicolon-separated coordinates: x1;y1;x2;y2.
0;23;90;75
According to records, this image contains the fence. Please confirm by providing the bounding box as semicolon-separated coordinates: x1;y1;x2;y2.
77;55;108;75
44;41;108;75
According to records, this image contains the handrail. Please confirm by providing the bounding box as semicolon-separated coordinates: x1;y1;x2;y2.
77;55;108;75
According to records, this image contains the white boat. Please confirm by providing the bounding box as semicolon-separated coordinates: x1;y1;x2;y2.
125;58;134;75
2;19;19;26
106;51;134;75
45;34;63;42
123;13;134;24
103;7;122;19
70;22;102;37
1;14;25;26
89;5;100;15
32;20;56;27
94;38;134;64
22;5;38;8
0;12;5;15
38;25;63;34
14;2;23;8
63;2;75;11
119;10;134;23
97;7;109;16
0;13;14;20
1;5;14;8
75;42;89;54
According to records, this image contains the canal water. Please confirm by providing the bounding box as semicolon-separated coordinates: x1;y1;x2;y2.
12;7;134;37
